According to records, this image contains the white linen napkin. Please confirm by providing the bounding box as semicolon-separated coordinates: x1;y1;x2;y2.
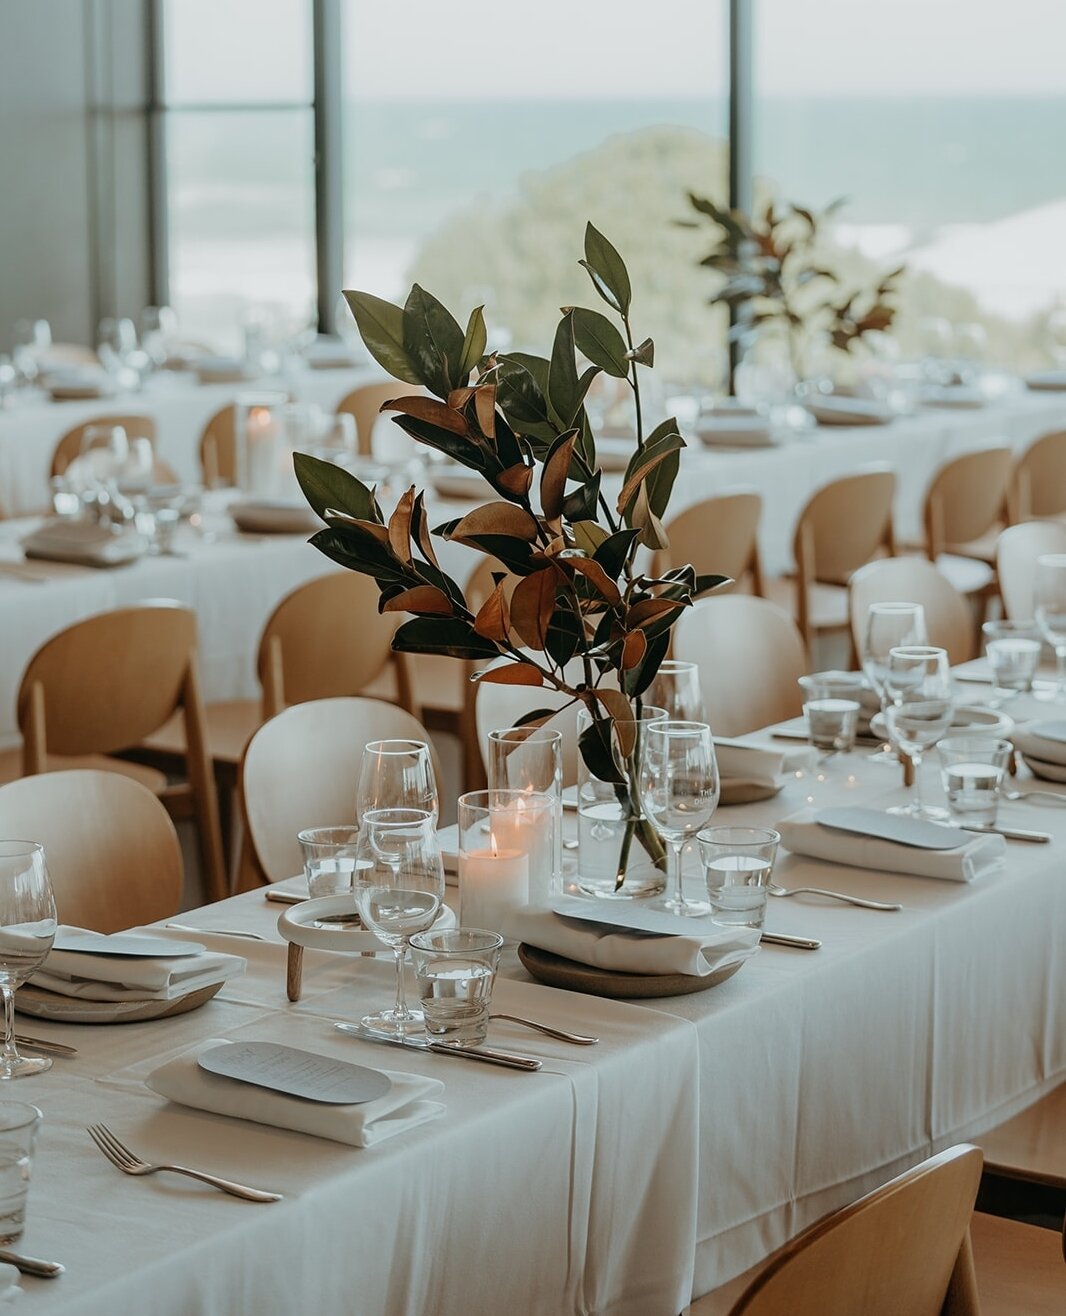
147;1039;445;1148
1012;721;1066;766
777;808;1006;883
716;740;815;789
504;904;759;977
0;1264;19;1307
30;926;246;1002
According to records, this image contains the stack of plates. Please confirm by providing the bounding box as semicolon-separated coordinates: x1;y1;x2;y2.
805;395;894;426
229;499;322;535
920;384;986;409
1025;370;1066;393
195;356;254;385
43;367;113;401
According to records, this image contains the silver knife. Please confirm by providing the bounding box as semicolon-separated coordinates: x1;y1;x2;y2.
960;824;1052;844
0;1248;64;1278
333;1022;542;1071
760;932;821;950
15;1035;77;1057
264;888;306;905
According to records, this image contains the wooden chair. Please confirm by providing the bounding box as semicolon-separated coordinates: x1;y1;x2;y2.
974;1084;1066;1194
199;403;237;488
336;380;408;457
997;520;1066;620
4;603;225;903
239;696;442;886
920;447;1013;605
1010;430;1066;523
673;596;808;737
765;469;896;660
50;414;177;484
0;770;181;933
654;491;765;596
849;557;975;665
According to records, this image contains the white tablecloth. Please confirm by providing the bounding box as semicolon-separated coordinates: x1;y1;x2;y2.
10;689;1065;1312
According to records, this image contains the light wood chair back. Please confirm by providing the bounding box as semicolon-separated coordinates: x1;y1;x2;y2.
50;414;173;481
923;447;1012;558
727;1144;983;1316
655;492;764;595
849;557;975;665
240;697;442;883
673;596;808;737
199;403;237;488
1010;430;1066;522
336;380;407;456
0;770;181;933
257;572;411;719
16;602;225;901
997;519;1066;619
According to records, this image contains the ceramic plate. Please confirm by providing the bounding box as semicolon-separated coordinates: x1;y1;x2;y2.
517;943;744;999
719;778;782;805
1019;754;1066;783
14;980;224;1024
229;500;322;535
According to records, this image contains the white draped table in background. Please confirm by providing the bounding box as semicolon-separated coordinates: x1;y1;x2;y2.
8;702;1065;1314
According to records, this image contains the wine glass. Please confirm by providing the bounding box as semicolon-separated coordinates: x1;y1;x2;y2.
1033;555;1066;702
883;647;954;819
0;843;57;1079
638;721;720;917
354;809;444;1038
356;740;438;822
644;660;705;720
861;602;928;762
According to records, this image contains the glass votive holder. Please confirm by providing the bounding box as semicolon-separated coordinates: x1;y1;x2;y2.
804;699;861;752
457;789;554;933
487;727;563;892
0;1103;41;1243
409;928;504;1047
937;737;1012;827
982;620;1041;698
697;826;780;930
298;825;367;907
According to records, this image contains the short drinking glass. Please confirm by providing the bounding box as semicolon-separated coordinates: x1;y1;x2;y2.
1033;555;1066;702
0;1103;41;1242
644;660;705;720
982;620;1041;703
804;699;860;752
937;737;1011;827
698;827;780;929
409;928;503;1047
0;843;57;1079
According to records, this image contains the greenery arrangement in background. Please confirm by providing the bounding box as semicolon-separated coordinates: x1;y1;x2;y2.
295;224;726;888
681;193;904;384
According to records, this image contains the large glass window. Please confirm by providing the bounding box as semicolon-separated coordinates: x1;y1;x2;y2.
754;0;1066;370
160;0;317;351
341;0;729;385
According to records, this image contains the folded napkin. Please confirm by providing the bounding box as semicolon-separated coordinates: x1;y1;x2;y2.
716;740;815;789
147;1039;445;1147
777;808;1006;883
1011;721;1066;766
504;903;759;977
0;1264;18;1307
30;927;246;1002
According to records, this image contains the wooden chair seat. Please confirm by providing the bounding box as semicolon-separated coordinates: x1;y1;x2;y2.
969;1212;1065;1316
763;577;850;633
0;747;167;794
143;700;261;769
975;1085;1066;1190
943;528;1001;565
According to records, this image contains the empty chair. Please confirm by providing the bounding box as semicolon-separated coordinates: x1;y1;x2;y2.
654;491;764;596
848;557;975;665
50;414;177;483
996;519;1066;619
9;602;225;903
199;403;237;488
765;469;896;658
0;770;181;933
336;379;408;456
239;696;442;884
1010;429;1066;522
919;446;1012;604
673;596;808;737
973;1082;1066;1193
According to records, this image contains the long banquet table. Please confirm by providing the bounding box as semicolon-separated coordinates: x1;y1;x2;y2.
10;691;1065;1315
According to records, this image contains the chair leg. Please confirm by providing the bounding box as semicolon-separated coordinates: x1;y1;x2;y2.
181;663;228;904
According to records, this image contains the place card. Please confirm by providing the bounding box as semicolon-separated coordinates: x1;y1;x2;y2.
198;1042;392;1105
814;808;968;851
551;896;709;937
1030;721;1066;744
53;932;205;958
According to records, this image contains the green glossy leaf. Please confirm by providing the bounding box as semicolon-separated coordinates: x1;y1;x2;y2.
581;222;631;315
458;305;488;380
342;291;423;386
494;353;558;442
544;606;584;668
561;470;601;523
578;714;627;787
572;307;629;378
622;630;671;699
547;312;581;430
593;527;640;580
694;573;732;597
617;422;686;518
571;520;609;556
392;617;501;661
388;413;492;472
403;284;467;397
294;452;380;524
308;527;410;588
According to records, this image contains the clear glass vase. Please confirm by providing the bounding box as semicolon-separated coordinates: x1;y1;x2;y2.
575;705;668;900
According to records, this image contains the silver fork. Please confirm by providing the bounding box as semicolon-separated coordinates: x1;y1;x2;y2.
1001;787;1066;804
489;1014;599;1045
87;1124;282;1202
768;883;901;912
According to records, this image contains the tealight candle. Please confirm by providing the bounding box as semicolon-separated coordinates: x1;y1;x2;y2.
489;796;554;903
459;848;529;933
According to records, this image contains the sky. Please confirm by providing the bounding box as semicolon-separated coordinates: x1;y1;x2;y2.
164;0;1066;104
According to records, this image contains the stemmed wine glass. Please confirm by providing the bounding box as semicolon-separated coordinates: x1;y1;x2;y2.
354;809;444;1038
1033;555;1066;702
356;740;438;821
861;602;928;761
644;660;705;721
638;721;720;917
883;646;954;820
0;843;57;1079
